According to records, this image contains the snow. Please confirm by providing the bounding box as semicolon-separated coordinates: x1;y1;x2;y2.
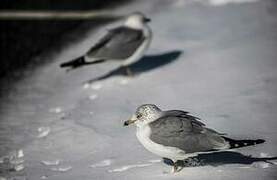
209;0;259;6
253;162;271;169
50;166;72;172
37;127;51;138
40;175;48;179
83;83;90;89
41;160;60;166
1;0;277;179
89;159;112;168
90;82;103;90
118;78;129;85
260;152;270;158
49;107;63;114
17;150;24;159
148;159;162;163
108;163;152;172
88;94;98;101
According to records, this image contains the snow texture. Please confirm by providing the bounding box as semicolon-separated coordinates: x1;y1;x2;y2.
50;166;72;172
0;0;277;179
41;160;60;166
89;159;112;168
37;127;51;138
108;163;152;172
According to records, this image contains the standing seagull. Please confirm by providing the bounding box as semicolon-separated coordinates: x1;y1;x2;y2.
124;104;265;173
60;12;152;76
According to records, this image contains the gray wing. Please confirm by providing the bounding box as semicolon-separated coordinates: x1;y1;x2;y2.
149;111;227;153
86;27;145;60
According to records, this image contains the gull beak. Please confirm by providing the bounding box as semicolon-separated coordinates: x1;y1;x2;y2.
144;17;151;23
124;115;137;126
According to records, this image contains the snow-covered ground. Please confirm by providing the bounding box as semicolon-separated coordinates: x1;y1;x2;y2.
1;0;277;179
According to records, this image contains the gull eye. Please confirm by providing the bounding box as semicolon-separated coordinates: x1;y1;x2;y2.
136;113;142;119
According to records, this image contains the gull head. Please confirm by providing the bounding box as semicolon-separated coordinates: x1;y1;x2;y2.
124;104;161;127
124;12;151;29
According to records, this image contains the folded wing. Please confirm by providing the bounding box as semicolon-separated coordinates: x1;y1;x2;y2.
86;27;145;60
149;110;229;153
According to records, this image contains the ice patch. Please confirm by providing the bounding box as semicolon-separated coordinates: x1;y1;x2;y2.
89;94;98;100
108;163;152;172
89;112;94;115
51;166;72;172
37;127;51;138
41;160;60;166
49;107;62;113
90;159;112;168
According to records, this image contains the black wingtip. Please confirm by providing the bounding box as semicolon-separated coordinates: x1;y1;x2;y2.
223;137;266;149
60;63;68;68
59;56;85;69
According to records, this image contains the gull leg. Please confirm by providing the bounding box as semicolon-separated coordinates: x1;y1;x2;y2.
162;158;181;174
124;66;133;77
171;161;178;173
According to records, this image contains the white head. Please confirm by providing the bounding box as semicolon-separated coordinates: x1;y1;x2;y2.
124;104;162;127
124;12;151;30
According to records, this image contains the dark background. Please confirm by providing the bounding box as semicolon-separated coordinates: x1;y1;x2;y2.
0;0;129;78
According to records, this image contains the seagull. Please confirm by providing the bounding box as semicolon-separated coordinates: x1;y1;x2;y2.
60;12;152;76
124;104;265;173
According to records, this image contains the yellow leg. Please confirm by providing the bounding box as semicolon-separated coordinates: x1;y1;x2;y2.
125;66;133;77
171;161;178;173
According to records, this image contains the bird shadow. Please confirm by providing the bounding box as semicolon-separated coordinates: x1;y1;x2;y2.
163;151;277;168
85;50;183;84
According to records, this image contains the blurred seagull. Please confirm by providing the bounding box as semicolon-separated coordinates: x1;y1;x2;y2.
60;12;152;76
124;104;265;173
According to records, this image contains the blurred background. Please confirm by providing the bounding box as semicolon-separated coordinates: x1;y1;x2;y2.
0;0;129;79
